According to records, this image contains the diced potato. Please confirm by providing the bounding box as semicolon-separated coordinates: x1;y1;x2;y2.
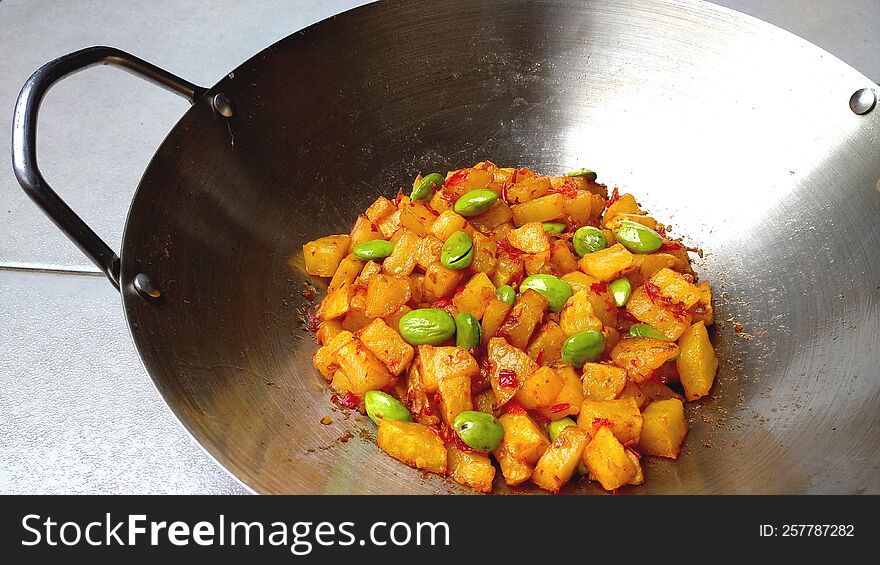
581;362;627;400
358;318;414;376
583;425;637;491
349;215;383;250
312;330;355;380
332;338;396;394
375;209;402;238
474;389;496;415
563;190;597;226
549;240;579;275
497;289;548;349
494;443;533;486
423;262;465;300
691;280;714;326
532;425;590;493
417;345;479;395
523;250;551;276
328;254;363;294
602;326;621;358
577;398;643;446
404;363;438;425
445;167;492;195
341;306;374;332
629;253;689;287
616;380;647;410
648;268;700;308
438;360;475;426
559;290;603;336
303;235;351;277
579;243;634;281
515;366;564;410
560;271;596;293
491;253;523;287
487;337;538;407
398;201;436;236
638;399;688;459
365;274;411;319
452;272;496;320
601;193;641;228
447;445;495;493
625;286;691;340
536;365;583;420
610;337;679;383
383;231;420;277
358;260;382;286
480;298;512;347
316;319;344;345
626;449;645;486
511;193;566;226
507;176;551;203
431;210;468;240
415;236;443;271
470;200;512;233
365;196;397;224
470;231;498;275
507;222;550;253
377;420;447;474
638;379;684;404
498;412;549;465
676;321;718;400
526;321;567;365
317;285;354;320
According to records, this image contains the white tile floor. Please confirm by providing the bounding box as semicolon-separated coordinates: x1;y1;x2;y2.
1;0;877;493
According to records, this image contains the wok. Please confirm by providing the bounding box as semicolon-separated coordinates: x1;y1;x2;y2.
12;0;880;494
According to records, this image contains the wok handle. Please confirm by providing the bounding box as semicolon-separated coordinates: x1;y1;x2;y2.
11;46;208;289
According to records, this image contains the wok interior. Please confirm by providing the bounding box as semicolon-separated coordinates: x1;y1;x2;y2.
121;0;880;493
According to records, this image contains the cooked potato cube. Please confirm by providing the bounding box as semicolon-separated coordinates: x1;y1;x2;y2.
303;235;351;277
549;240;579;274
515;366;564;409
480;298;513;347
470;231;498;275
431;210;468;240
341;306;373;332
398;201;436;236
423;262;465;300
638;379;684;404
452;272;496;320
616;380;647;410
507;176;551;203
676;321;718;400
491;253;523;287
507;222;550;254
560;271;597;293
578;243;634;281
438;360;475;426
626;449;645;486
358;318;414;376
494;443;534;486
577;398;643;446
349;215;383;250
365;196;397;223
312;330;355;380
470;200;512;232
375;209;402;238
317;285;354;320
498;412;550;465
404;363;438;425
648;268;700;308
445;167;492;195
523;250;551;276
447;445;496;493
364;274;411;319
691;280;714;326
532;425;590;493
328;254;363;294
581;362;627;400
332;339;396;394
487;337;538;407
416;236;443;271
583;425;637;491
638;399;688;459
382;305;412;332
474;389;496;415
601;193;641;228
526;321;567;365
497;289;548;349
377;420;447;474
610;337;679;383
563;190;597;225
559;290;603;336
536;365;583;420
316;319;344;345
629;252;689;287
625;285;691;340
383;230;420;277
511;193;566;226
357;260;382;286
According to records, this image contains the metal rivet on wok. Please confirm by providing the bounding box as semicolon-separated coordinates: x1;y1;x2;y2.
212;92;235;118
133;273;162;300
849;88;876;115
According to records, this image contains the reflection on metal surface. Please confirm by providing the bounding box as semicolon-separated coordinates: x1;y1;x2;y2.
54;0;878;493
849;87;876;115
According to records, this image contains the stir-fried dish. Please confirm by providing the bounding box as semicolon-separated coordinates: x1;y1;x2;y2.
302;162;718;493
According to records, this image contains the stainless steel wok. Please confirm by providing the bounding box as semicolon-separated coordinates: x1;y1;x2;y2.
12;0;880;494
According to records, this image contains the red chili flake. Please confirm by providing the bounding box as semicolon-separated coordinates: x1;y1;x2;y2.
331;391;360;410
551;403;570;413
496;239;523;258
553;179;578;199
393;187;405;205
422;402;434;416
504;403;526;415
425;205;440;217
299;306;321;332
499;369;519;388
535;349;545;365
517;167;533;177
510;169;518;184
643;281;662;303
659;240;684;252
590;281;609;294
439;190;456;202
500;183;510;203
604;187;620;210
626;446;642;459
655;224;668;237
445;170;469;188
369;222;380;232
592;417;611;431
